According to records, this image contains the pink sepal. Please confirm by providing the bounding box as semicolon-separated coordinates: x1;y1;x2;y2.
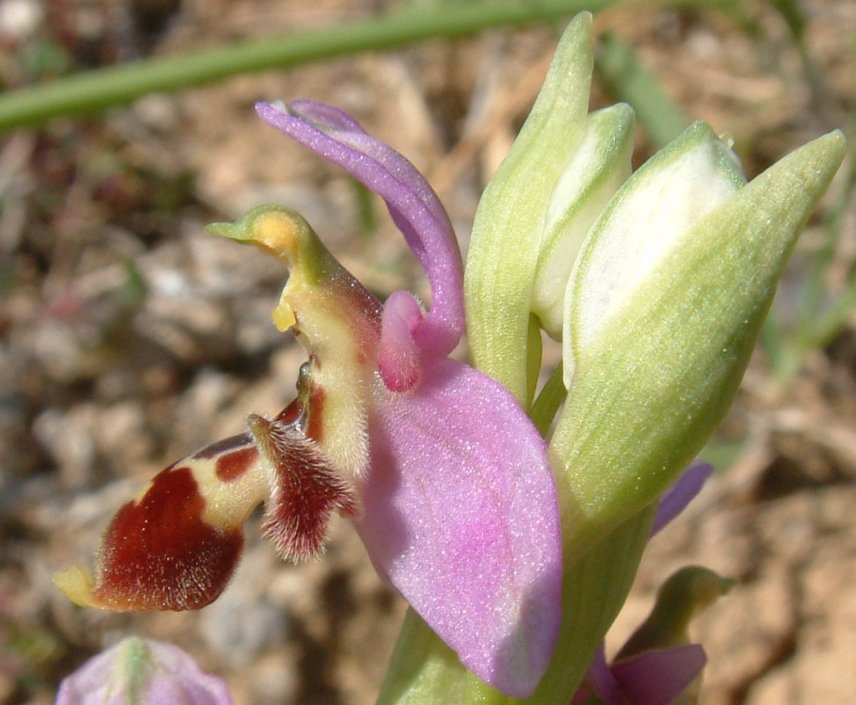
356;357;562;697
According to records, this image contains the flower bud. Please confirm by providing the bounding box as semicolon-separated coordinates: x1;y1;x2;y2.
562;122;746;384
532;103;634;339
552;125;845;560
465;12;593;402
616;566;735;660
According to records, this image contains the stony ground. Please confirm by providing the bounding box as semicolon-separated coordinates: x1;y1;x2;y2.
1;1;854;704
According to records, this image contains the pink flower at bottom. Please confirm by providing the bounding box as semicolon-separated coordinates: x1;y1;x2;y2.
572;463;732;705
57;637;232;705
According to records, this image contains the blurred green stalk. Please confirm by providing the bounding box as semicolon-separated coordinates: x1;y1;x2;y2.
596;32;690;148
766;106;856;387
0;0;615;131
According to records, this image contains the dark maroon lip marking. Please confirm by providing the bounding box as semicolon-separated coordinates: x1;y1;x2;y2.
93;466;243;611
275;398;303;426
215;446;260;482
306;385;326;443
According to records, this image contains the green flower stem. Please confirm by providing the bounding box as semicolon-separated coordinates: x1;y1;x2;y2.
377;609;508;705
526;508;654;703
0;0;615;132
530;364;567;437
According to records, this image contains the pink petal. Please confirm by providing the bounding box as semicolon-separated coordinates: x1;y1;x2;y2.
572;644;621;705
612;644;706;705
651;462;713;537
355;357;562;697
255;100;464;360
376;290;424;392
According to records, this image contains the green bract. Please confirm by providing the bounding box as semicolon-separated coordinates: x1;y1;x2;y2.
553;127;845;561
465;12;592;403
562;122;746;386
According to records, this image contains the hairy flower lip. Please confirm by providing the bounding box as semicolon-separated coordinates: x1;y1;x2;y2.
53;460;249;612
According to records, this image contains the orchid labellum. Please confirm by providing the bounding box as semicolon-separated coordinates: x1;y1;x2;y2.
54;100;563;698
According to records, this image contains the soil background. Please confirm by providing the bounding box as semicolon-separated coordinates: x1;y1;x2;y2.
1;1;854;704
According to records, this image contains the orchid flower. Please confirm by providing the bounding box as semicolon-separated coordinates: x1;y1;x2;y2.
571;642;706;705
57;637;232;705
53;101;562;697
572;463;733;705
51;11;847;704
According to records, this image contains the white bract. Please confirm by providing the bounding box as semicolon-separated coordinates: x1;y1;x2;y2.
564;122;745;385
533;104;635;339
